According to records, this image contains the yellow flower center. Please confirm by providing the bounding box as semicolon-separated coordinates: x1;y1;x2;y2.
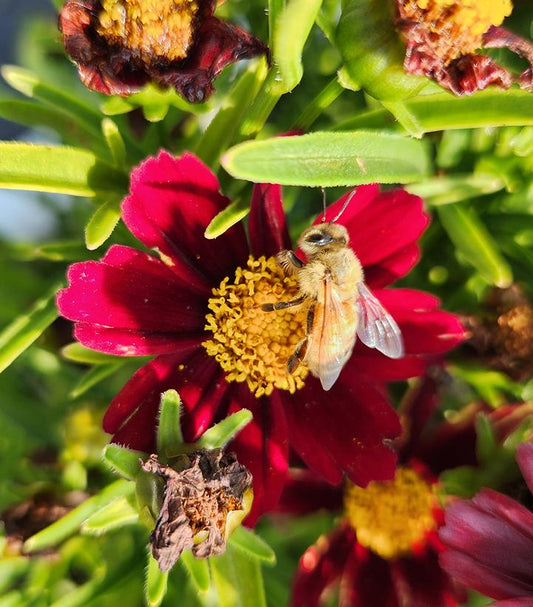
402;0;513;62
203;256;308;398
97;0;199;63
344;467;438;560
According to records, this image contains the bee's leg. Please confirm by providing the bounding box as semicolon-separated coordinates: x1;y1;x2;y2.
262;295;305;312
287;304;315;373
276;250;304;275
288;338;308;374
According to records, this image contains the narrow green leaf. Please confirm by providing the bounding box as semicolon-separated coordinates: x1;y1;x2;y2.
0;143;128;197
146;554;169;607
438;204;513;288
24;480;134;552
81;497;138;535
62;342;136;365
85;200;122;250
180;550;210;593
1;66;103;134
204;198;250;240
476;415;497;464
157;390;184;458
211;544;267;607
273;0;323;93
102;118;126;167
103;444;146;480
196;410;253;450
101;96;135;116
0;558;29;594
293;77;344;131
406;174;504;206
0;99;101;150
0;283;61;373
195;62;266;167
229;527;276;565
380;100;423;139
222;132;430;186
70;362;123;399
337;89;533;133
30;241;92;262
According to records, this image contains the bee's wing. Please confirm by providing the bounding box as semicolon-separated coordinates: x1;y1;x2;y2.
356;282;404;359
308;277;358;391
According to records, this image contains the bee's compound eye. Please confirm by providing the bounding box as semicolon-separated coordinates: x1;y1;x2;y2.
305;231;333;246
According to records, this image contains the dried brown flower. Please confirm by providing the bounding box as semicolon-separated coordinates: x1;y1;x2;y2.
58;0;268;102
141;449;252;571
396;0;533;95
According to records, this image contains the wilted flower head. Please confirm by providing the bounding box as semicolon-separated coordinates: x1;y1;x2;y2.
142;449;252;571
58;0;268;102
396;0;533;95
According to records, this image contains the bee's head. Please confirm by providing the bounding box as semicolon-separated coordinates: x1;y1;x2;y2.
298;223;349;255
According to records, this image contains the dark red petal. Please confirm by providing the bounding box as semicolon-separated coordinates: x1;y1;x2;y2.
446;54;512;96
290;525;356;607
156;16;268;103
57;251;205;335
439;489;533;600
104;349;222;441
363;244;421;289
283;377;401;487
122;151;248;289
227;386;289;524
389;553;459;607
248;184;292;257
491;599;533;607
338;189;428;270
74;324;202;356
278;469;343;515
517;443;533;497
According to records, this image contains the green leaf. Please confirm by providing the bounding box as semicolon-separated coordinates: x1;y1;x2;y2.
336;0;426;101
24;480;134;552
211;544;267;607
146;554;169;607
0;282;60;373
204;198;250;240
195;410;253;450
157;390;184;458
103;444;146;480
406;174;504;206
1;66;103;134
437;204;513;288
85;200;122;250
476;415;497;464
222;132;430;186
27;241;92;262
0;143;128;197
62;342;140;364
102;119;126;167
337;89;533;132
180;550;211;593
229;527;276;565
82;496;138;535
69;362;124;399
273;0;323;93
195;62;267;167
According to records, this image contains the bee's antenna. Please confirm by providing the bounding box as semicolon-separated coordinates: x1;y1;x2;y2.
331;189;356;223
321;187;327;223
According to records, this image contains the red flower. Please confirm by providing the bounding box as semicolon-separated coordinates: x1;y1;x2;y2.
58;0;267;102
285;375;465;607
57;151;464;522
439;442;533;604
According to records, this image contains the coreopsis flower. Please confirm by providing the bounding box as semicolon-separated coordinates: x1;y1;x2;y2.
286;375;463;607
396;0;533;95
57;151;464;522
58;0;268;102
439;442;533;605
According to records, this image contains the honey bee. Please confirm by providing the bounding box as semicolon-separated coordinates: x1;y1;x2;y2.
263;192;404;390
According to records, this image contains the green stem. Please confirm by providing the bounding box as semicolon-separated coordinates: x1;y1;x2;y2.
238;69;283;138
292;77;344;131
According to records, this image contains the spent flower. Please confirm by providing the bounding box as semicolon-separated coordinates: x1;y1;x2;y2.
57;151;465;522
396;0;533;95
58;0;268;102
